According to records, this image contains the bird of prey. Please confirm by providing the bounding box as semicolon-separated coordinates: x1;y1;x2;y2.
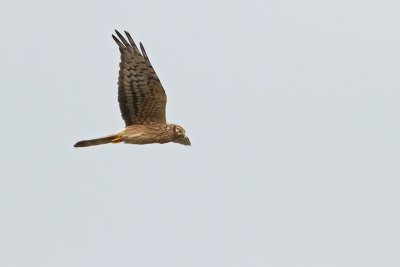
74;30;190;148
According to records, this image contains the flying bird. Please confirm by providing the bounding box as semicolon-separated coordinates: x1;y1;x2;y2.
74;30;190;148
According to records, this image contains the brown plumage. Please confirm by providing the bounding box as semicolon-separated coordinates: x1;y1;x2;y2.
74;30;190;148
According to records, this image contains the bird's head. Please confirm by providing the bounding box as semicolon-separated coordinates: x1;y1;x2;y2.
170;124;191;146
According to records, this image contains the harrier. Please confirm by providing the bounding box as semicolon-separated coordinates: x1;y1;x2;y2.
74;30;190;148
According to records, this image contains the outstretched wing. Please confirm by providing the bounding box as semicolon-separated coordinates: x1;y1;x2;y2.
112;30;167;126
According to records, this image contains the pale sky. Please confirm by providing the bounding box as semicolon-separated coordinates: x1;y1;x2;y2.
1;0;400;266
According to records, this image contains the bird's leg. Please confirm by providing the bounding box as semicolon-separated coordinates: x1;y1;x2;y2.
111;136;122;143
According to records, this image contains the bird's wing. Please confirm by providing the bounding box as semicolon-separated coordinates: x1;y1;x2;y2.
112;30;167;126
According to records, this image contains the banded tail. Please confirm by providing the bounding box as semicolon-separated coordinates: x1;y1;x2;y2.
74;135;121;148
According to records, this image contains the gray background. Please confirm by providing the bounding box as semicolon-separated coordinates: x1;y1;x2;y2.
1;0;399;266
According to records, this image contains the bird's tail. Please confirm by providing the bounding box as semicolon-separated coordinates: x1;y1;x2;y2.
74;134;121;148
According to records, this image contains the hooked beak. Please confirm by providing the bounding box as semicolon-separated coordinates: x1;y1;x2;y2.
181;136;191;146
174;135;191;146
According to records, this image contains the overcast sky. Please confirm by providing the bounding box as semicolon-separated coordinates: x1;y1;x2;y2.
1;0;399;266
